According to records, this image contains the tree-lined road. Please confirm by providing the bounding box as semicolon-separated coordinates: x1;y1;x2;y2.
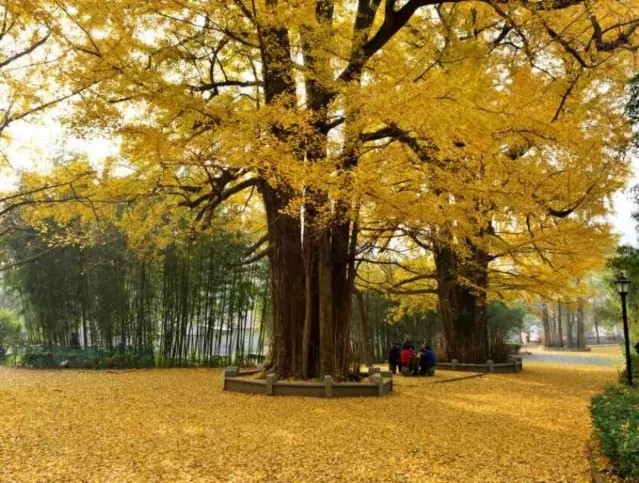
521;348;621;367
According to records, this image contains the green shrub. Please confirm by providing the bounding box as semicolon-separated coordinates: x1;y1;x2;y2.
21;352;35;365
507;343;521;355
591;385;639;479
113;354;127;368
488;341;522;363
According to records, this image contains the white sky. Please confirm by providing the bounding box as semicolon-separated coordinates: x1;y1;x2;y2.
2;117;639;248
612;156;639;247
0;117;117;189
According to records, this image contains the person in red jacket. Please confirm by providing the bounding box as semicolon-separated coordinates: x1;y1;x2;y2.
400;346;414;369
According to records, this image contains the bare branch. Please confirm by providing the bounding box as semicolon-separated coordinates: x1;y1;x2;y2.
0;31;51;70
228;245;273;268
189;79;262;92
243;233;268;256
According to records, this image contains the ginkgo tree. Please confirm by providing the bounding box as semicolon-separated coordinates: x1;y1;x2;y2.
9;0;639;377
350;20;628;361
0;0;102;228
0;0;103;140
0;1;51;137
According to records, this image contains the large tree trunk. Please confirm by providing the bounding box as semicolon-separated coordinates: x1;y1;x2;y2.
435;242;489;363
262;186;307;378
263;197;356;378
259;8;355;378
356;290;373;367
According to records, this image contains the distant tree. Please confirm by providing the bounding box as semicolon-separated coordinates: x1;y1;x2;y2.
626;74;639;150
487;302;526;361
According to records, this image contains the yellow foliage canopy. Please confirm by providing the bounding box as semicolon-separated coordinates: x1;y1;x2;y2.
6;0;638;303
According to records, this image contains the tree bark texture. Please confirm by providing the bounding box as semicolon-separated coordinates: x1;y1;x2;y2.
576;298;586;348
435;242;489;363
557;303;564;347
566;308;575;348
259;11;356;378
542;302;552;347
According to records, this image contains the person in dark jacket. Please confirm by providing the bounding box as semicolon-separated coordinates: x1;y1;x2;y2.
635;341;639;355
388;342;401;374
419;346;436;375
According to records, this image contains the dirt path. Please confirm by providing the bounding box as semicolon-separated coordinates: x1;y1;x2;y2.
520;353;620;366
519;345;623;367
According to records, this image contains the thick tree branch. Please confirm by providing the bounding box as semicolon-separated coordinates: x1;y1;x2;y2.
589;15;639;52
538;17;590;68
340;0;441;83
0;246;58;272
181;177;260;224
243;233;269;256
189;80;262;92
229;245;273;268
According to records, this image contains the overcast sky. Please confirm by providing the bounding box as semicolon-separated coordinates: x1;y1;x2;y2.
612;163;639;247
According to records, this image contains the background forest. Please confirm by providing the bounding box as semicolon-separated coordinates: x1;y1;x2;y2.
0;203;635;370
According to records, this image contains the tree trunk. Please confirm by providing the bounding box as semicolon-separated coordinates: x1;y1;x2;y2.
576;298;586;349
356;290;373;367
262;186;307;378
593;299;601;344
566;308;574;348
258;7;356;379
330;218;357;377
317;230;335;377
435;242;489;363
557;303;564;347
301;235;317;379
542;302;552;347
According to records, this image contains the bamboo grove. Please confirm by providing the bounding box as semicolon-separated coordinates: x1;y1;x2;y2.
2;0;639;377
1;221;270;367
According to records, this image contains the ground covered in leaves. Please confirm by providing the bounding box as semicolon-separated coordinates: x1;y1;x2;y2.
0;356;620;482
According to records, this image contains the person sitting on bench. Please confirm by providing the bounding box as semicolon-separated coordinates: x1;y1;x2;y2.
400;345;414;373
418;346;436;375
388;342;401;374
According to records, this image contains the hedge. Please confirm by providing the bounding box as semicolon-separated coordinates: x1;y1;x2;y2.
591;384;639;479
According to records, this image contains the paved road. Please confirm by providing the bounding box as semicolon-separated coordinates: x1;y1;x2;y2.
520;352;620;366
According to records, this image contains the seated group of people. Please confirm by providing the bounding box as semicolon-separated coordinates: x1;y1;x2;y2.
388;341;436;375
